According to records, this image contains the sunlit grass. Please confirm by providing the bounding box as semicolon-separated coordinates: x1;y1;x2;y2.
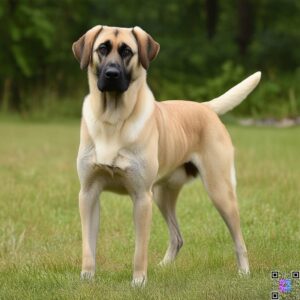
0;121;299;299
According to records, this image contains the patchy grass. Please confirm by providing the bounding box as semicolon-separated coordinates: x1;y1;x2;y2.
0;121;299;299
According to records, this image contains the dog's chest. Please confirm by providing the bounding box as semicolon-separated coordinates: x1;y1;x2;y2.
85;122;141;176
83;97;123;167
94;132;121;166
89;125;135;173
81;95;153;188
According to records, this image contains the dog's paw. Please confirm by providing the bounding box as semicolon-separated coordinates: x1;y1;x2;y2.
238;269;250;277
131;276;146;288
158;255;175;267
80;270;95;280
158;259;171;267
158;260;166;267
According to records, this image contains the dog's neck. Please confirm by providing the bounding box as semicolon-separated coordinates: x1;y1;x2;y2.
87;70;153;125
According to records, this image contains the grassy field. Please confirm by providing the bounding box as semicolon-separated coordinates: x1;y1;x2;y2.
0;120;299;299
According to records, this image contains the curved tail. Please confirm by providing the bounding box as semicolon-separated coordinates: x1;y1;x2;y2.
203;72;261;115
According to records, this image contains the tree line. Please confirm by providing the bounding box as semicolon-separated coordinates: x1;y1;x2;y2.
0;0;299;118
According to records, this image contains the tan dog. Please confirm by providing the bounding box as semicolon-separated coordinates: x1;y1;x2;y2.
72;25;261;287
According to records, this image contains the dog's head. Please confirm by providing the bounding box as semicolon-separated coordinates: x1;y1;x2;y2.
72;26;160;93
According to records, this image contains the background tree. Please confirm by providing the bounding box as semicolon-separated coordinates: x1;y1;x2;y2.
0;0;299;118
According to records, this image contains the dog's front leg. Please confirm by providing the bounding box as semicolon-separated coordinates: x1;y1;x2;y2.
131;191;152;287
79;182;101;280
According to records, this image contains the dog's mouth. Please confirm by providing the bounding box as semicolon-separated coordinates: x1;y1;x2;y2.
97;64;131;93
97;77;129;93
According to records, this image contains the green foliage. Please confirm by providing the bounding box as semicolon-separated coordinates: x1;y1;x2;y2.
0;0;299;117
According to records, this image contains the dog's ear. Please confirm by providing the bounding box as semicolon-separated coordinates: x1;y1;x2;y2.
72;25;103;70
132;26;160;70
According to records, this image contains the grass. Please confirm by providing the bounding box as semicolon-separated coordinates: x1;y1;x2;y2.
0;120;299;299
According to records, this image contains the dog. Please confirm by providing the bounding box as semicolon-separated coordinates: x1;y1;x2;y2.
72;25;261;287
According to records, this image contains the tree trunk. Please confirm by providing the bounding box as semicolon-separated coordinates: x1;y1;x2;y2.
205;0;219;39
236;0;255;55
1;78;12;112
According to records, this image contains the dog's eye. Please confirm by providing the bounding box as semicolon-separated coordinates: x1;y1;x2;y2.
98;44;108;56
121;47;132;58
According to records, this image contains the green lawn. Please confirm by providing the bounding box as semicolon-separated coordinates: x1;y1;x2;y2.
0;121;299;299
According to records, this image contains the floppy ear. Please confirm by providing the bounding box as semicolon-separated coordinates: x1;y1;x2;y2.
72;25;103;70
132;26;160;70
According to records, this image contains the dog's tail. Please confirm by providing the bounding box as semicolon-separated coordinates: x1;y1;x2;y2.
203;72;261;115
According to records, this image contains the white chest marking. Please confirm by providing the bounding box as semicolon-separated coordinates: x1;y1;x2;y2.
83;96;122;165
82;94;154;167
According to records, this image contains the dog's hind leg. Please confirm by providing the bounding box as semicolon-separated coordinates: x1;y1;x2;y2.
193;140;250;275
153;180;184;266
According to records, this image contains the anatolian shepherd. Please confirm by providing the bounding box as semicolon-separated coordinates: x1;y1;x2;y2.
72;25;261;287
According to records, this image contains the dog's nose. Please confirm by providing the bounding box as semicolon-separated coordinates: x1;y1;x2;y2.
105;67;120;79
